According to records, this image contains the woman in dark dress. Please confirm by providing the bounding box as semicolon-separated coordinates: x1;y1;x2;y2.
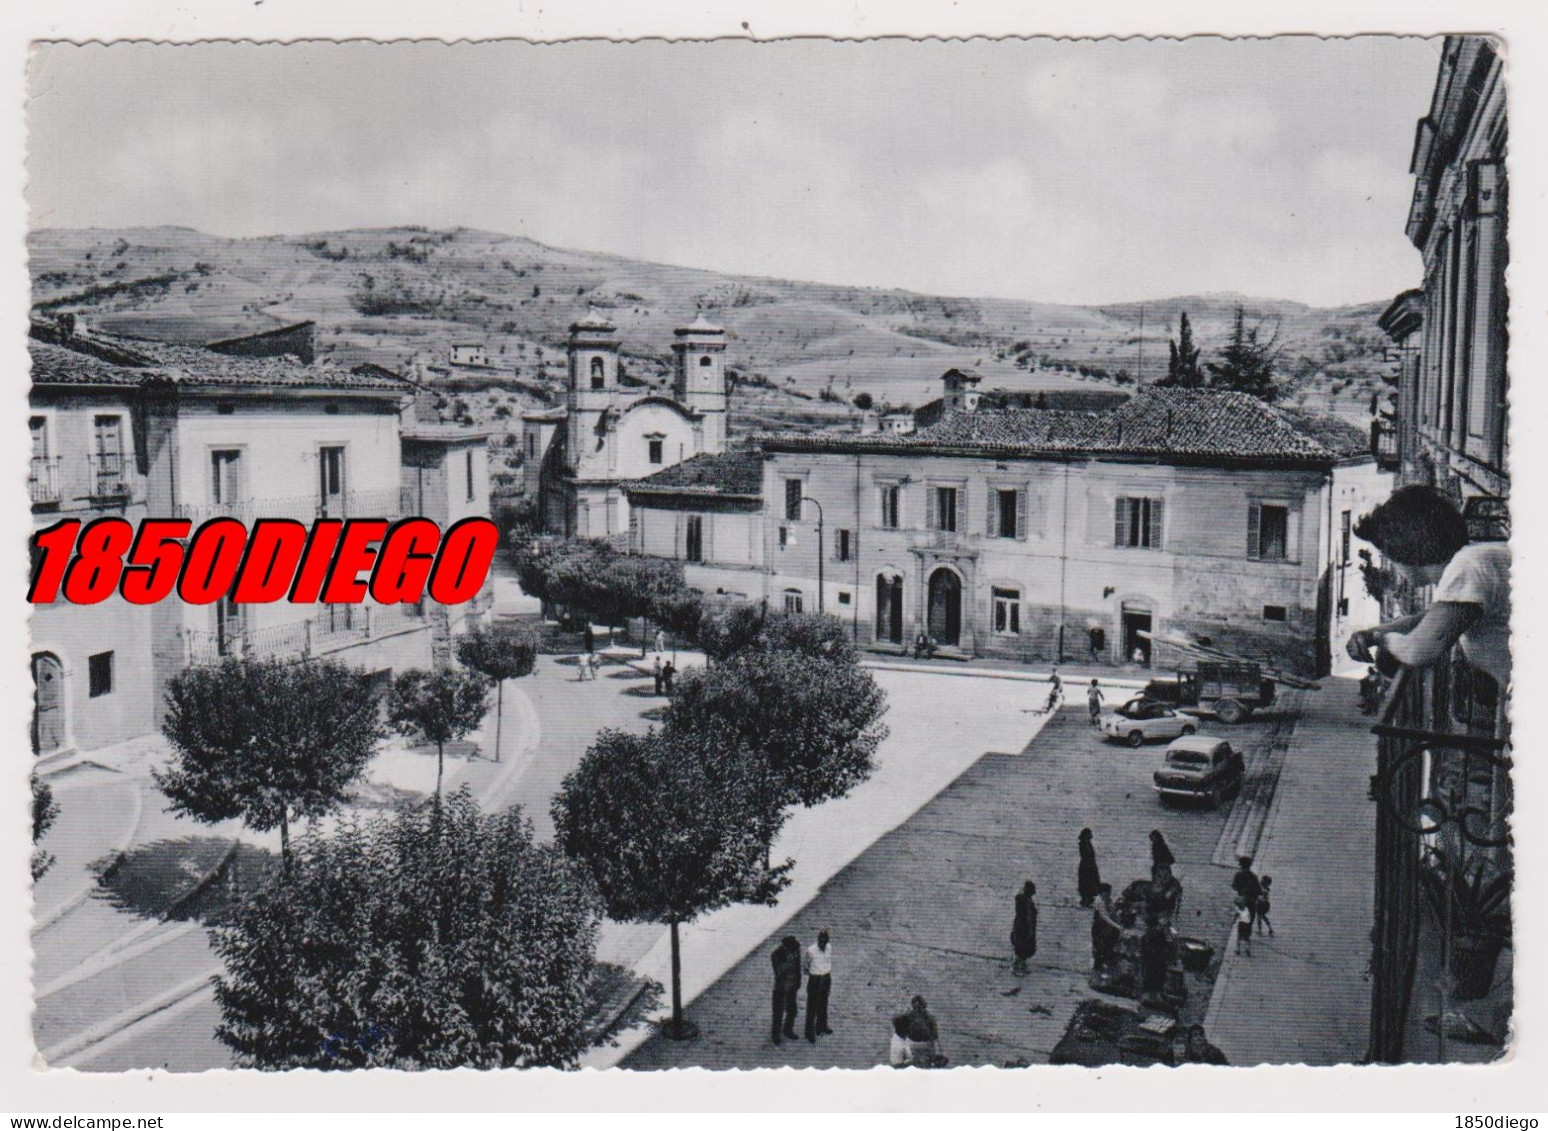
1010;881;1037;975
1090;883;1122;972
1139;921;1174;1000
1077;828;1101;907
1149;829;1176;870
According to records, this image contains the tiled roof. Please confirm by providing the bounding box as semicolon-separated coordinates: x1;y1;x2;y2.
402;423;495;442
624;449;764;498
29;328;415;393
761;389;1373;465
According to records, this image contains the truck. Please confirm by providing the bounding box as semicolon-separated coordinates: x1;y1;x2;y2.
1140;660;1276;725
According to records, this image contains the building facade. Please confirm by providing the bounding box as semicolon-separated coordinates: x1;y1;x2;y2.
524;313;729;540
1367;35;1511;1064
627;375;1387;678
29;318;493;757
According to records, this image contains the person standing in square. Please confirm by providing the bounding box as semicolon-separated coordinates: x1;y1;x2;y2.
804;930;834;1042
770;936;802;1045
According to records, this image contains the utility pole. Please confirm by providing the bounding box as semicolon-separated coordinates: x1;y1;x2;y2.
1136;305;1145;382
802;495;825;614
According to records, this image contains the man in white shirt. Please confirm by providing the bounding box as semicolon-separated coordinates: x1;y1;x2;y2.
803;930;833;1043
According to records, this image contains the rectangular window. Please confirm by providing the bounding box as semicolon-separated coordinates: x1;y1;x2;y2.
526;433;537;458
879;485;901;529
210;449;243;505
1263;605;1288;623
836;529;852;562
1114;497;1164;549
29;416;48;459
1249;503;1290;561
88;651;113;697
931;486;959;533
648;438;664;465
992;587;1021;635
778;526;788;550
319;446;346;517
837;590;852;606
466;450;476;501
1340;510;1352;565
685;515;704;563
785;478;804;521
783;589;804;615
92;415;126;495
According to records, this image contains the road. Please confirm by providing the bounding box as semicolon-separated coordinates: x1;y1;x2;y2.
623;705;1289;1069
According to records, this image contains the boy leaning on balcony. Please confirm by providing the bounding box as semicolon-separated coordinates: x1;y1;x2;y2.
1344;485;1511;693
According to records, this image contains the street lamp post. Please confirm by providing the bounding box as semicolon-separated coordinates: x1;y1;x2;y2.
801;495;825;615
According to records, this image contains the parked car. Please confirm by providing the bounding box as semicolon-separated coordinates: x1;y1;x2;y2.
1152;736;1244;808
1101;698;1198;747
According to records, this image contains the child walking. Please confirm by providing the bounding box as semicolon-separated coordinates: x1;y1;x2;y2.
1234;895;1253;957
1256;876;1274;936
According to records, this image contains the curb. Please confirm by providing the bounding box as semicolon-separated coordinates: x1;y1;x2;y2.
861;660;1151;691
41;969;220;1066
33;780;144;934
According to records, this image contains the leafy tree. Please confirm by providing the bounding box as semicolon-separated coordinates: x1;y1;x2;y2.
1208;306;1284;402
31;776;60;881
456;625;538;764
388;667;491;799
1157;311;1205;388
699;606;854;665
212;789;599;1069
852;391;874;410
553;729;780;1039
665;648;887;856
155;658;385;871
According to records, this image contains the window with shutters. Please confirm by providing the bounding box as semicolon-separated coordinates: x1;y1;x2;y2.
211;449;244;506
785;478;804;521
685;515;704;563
1340;510;1352;565
783;589;804;614
989;487;1028;539
879;485;901;529
835;529;852;562
1113;496;1164;549
1248;503;1290;561
930;485;959;533
992;587;1021;635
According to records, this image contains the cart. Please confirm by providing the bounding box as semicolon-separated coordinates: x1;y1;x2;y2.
1137;633;1319;724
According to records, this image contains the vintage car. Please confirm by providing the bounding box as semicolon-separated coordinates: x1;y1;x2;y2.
1152;736;1244;808
1100;698;1198;747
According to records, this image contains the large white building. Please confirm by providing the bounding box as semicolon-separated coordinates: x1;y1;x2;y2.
28;318;493;757
523;312;729;538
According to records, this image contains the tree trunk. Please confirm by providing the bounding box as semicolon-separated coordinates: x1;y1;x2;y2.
436;741;445;800
494;680;504;764
669;918;684;1037
641;615;650;659
279;809;291;877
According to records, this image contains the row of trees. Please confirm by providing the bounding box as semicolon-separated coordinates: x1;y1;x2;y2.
509;532;704;648
1155;307;1284;402
555;607;888;1038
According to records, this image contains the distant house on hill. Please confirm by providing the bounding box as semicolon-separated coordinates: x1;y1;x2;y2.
450;342;491;368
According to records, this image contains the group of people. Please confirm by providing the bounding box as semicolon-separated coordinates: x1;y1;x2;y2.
769;930;834;1046
650;655;677;696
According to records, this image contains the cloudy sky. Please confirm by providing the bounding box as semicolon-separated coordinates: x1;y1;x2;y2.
27;37;1442;306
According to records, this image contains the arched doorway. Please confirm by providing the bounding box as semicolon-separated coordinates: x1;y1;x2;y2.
875;572;904;645
927;568;962;648
32;652;64;754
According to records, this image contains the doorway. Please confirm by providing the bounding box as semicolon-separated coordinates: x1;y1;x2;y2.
876;573;904;645
32;652;64;754
319;446;346;518
927;568;962;647
1122;606;1153;666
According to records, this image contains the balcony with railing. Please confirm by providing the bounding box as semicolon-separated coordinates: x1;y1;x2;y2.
175;487;415;526
89;453;131;499
1368;653;1511;1063
1371;418;1401;471
183;600;429;666
29;457;62;505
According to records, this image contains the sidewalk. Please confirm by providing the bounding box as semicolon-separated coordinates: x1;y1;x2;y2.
1203;675;1376;1065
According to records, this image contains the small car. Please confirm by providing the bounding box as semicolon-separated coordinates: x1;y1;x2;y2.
1152;736;1245;808
1101;698;1198;747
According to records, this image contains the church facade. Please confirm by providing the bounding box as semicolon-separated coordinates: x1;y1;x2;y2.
524;312;728;538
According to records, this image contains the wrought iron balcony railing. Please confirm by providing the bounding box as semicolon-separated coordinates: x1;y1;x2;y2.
176;487;413;526
183;601;429;666
89;453;130;498
29;457;62;505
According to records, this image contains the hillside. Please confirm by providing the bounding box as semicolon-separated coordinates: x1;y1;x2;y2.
28;225;1396;438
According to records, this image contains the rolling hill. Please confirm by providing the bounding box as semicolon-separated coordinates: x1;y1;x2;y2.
27;225;1396;437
